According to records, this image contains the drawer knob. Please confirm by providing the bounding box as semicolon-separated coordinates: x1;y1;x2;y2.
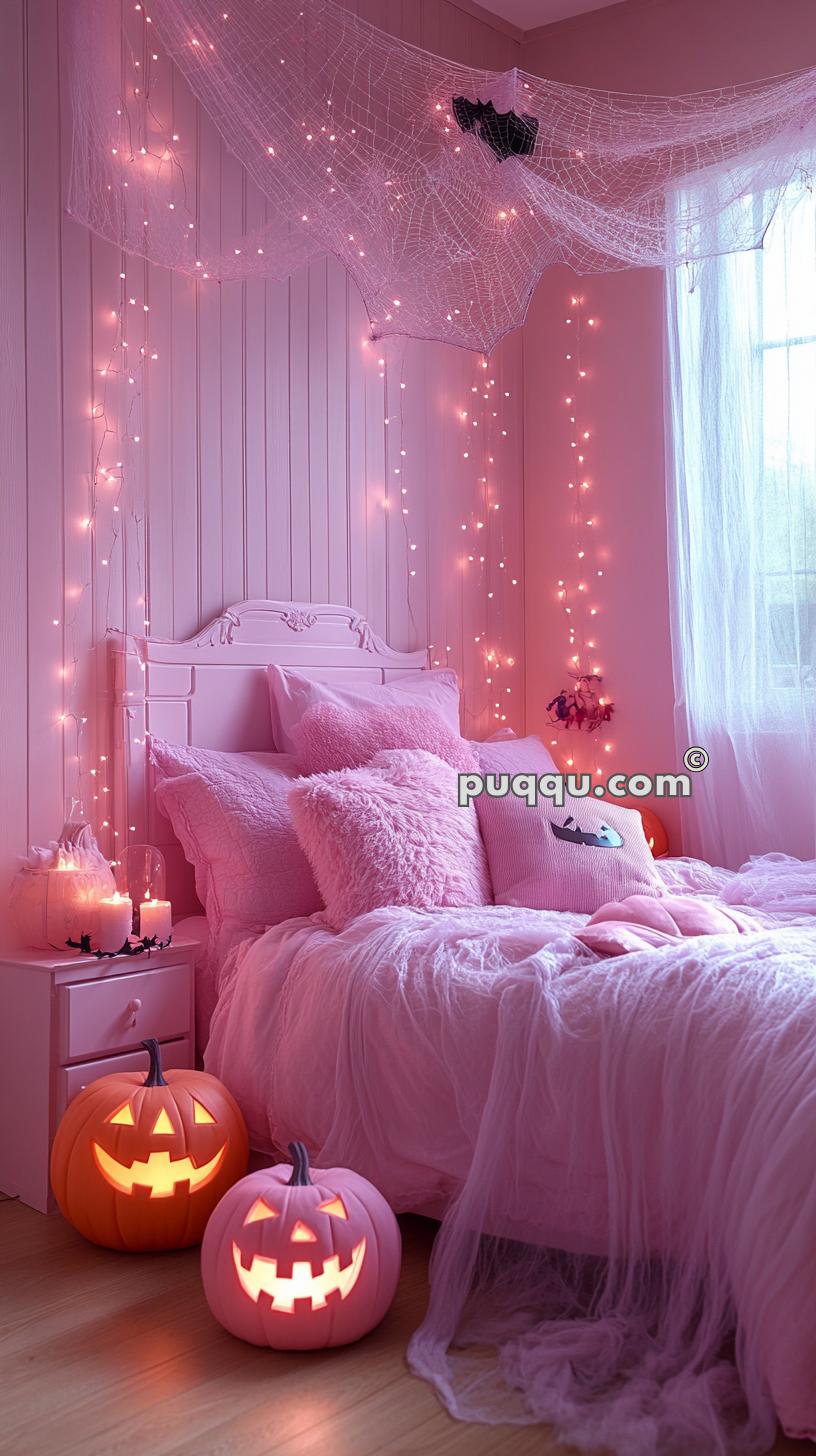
127;996;143;1027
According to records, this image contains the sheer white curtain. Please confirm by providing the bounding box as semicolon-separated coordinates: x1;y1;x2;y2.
666;161;816;867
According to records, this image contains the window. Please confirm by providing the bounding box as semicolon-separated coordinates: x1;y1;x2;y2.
756;186;816;681
666;158;816;863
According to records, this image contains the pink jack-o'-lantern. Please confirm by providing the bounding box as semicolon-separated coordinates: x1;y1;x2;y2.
201;1142;401;1349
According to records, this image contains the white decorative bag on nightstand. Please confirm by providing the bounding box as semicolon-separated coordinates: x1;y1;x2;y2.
9;820;115;950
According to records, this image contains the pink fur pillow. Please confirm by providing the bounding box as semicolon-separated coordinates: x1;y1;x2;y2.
288;749;490;930
477;791;662;914
292;700;478;775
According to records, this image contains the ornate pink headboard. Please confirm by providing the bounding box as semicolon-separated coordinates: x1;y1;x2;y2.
111;600;427;917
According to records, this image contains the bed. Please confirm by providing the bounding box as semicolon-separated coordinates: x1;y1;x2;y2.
112;601;816;1455
112;599;426;1040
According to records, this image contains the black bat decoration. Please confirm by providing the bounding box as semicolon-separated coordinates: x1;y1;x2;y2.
452;96;539;162
549;816;624;850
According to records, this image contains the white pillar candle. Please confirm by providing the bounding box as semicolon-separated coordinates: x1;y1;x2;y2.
139;894;172;944
96;892;134;954
47;864;94;948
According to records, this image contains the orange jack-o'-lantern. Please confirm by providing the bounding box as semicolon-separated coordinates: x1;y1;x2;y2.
50;1039;248;1250
201;1142;401;1349
639;806;669;858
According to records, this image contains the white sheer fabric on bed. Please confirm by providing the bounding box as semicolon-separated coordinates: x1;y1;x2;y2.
206;855;816;1454
666;157;816;867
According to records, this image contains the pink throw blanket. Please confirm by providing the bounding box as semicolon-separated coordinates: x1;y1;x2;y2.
206;854;816;1453
578;891;755;955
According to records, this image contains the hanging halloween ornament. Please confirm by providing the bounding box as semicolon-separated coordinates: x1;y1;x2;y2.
452;96;539;161
50;1039;249;1250
201;1142;401;1349
547;674;615;733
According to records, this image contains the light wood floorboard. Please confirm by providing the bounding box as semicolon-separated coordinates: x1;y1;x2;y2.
0;1199;808;1456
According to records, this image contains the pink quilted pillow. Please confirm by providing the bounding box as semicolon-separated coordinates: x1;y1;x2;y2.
268;664;461;752
288;749;490;930
477;790;661;914
292;700;478;775
474;733;558;778
151;740;321;953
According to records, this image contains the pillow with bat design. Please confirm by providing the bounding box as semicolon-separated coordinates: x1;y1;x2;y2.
477;790;661;914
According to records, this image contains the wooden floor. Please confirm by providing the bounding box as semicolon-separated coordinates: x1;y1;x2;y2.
0;1198;809;1456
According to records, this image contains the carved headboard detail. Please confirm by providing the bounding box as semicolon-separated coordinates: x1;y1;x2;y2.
111;600;427;917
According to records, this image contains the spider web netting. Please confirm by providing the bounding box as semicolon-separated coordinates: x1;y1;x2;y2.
67;0;816;351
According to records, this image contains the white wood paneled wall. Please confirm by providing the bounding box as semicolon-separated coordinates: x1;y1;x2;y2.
0;0;525;945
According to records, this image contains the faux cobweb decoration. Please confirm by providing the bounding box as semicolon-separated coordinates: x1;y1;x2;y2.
66;0;816;351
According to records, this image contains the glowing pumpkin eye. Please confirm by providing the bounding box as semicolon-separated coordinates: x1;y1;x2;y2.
318;1195;348;1220
151;1107;175;1134
243;1197;279;1225
108;1101;135;1126
193;1098;216;1125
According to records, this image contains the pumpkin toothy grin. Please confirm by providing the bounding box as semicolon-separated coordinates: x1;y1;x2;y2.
92;1142;227;1197
231;1236;367;1312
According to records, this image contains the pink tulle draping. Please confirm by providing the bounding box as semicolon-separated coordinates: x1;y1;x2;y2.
66;0;816;349
206;854;816;1452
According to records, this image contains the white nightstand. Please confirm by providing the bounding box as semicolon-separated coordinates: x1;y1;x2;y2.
0;938;198;1214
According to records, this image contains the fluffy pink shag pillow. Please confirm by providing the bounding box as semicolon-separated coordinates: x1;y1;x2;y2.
292;700;478;775
288;748;490;930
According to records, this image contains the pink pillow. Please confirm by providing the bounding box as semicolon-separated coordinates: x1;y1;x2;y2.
268;665;461;752
474;733;558;778
151;740;321;953
288;749;490;930
293;700;478;775
477;790;662;914
577;893;751;956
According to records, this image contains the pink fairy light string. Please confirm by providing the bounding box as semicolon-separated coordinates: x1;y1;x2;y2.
56;0;540;796
57;268;522;837
549;292;614;778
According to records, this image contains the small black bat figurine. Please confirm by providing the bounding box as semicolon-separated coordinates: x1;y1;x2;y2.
452;96;539;162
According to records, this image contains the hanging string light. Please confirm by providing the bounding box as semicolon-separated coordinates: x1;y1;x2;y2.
550;292;614;775
54;2;526;844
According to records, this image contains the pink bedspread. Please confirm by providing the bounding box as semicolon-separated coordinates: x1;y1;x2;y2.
205;854;816;1453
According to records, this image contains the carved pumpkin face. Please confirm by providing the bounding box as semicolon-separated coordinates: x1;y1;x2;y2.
51;1039;248;1251
201;1142;401;1349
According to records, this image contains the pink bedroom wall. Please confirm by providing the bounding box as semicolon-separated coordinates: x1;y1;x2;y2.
0;0;524;947
521;0;816;854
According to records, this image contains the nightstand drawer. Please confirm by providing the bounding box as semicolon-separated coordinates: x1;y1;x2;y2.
60;1038;192;1112
58;963;191;1062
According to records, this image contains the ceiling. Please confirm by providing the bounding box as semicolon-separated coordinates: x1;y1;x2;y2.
478;0;625;30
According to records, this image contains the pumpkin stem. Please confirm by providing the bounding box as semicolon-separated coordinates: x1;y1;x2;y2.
287;1141;312;1186
141;1038;168;1087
